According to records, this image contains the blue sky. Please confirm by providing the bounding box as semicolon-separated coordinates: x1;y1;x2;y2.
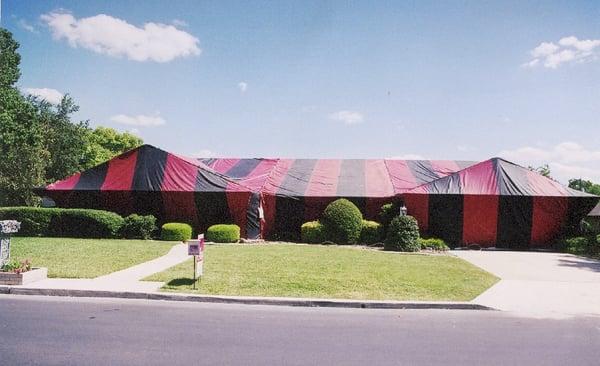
2;0;600;182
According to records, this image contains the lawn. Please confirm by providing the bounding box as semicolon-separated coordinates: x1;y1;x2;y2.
144;244;498;301
10;237;177;278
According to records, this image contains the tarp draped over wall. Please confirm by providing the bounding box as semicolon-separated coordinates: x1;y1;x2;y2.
402;158;599;248
39;145;599;246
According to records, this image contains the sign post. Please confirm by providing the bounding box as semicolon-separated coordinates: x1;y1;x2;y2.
187;234;205;289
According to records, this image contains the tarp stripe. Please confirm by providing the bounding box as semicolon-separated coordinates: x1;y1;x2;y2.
531;197;568;245
207;159;240;174
262;159;295;237
430;160;461;177
278;159;319;196
407;160;438;186
496;196;533;249
403;194;429;231
384;160;418;194
428;194;464;245
462;195;498;245
305;159;342;196
74;163;109;190
337;159;366;197
101;150;138;191
47;172;81;190
131;146;169;191
365;159;394;218
226;159;262;179
458;159;499;195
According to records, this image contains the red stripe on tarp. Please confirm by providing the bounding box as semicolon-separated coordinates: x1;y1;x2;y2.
225;191;252;238
430;160;461;178
459;160;499;195
365;159;395;218
304;160;342;221
384;160;418;194
210;159;241;174
526;170;570;196
403;194;429;232
161;154;199;228
462;195;498;246
531;196;568;245
240;159;279;191
47;173;81;190
262;159;295;238
101;150;138;190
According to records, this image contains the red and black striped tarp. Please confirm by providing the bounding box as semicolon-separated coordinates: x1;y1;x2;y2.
403;158;599;248
43;145;258;237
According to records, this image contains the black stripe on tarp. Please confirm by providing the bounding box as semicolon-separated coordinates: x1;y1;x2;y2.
226;159;262;179
428;194;463;247
456;160;477;170
194;192;233;232
274;159;318;240
246;192;261;239
336;159;366;214
496;196;533;249
131;146;169;218
564;197;600;236
74;163;109;190
407;160;439;185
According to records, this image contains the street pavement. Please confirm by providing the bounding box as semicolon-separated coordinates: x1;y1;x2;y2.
453;250;600;317
0;295;598;366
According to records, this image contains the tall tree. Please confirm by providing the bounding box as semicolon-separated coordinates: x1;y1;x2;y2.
0;29;48;206
82;127;143;169
568;178;600;195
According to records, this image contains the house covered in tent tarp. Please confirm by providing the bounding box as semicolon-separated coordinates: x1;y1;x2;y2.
38;145;599;247
402;158;599;248
39;145;261;238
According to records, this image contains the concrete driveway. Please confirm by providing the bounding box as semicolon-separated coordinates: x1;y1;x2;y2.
453;250;600;318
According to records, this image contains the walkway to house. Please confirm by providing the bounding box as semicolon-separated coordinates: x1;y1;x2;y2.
24;244;189;292
453;250;600;318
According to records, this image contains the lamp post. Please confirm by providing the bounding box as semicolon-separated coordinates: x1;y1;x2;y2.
400;205;408;216
0;220;21;268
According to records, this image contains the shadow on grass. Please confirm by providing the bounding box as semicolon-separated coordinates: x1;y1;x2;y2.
166;278;196;287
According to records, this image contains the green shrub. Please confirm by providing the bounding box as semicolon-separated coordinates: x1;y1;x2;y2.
120;214;157;239
49;209;124;238
301;221;325;244
384;215;420;252
597;234;600;245
565;237;590;255
418;238;449;251
161;223;193;242
359;220;383;244
321;199;363;244
206;224;240;243
379;203;399;231
0;207;60;236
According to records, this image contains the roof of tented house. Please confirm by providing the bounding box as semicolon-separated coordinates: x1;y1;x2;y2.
589;202;600;216
406;158;598;197
199;158;476;197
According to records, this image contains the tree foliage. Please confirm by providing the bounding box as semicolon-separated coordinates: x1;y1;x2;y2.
568;179;600;196
528;164;552;178
0;28;143;206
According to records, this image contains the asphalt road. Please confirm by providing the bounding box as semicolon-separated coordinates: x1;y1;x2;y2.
0;295;599;366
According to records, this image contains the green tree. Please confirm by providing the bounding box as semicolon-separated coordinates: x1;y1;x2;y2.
0;29;48;206
568;178;600;195
82;127;143;169
528;164;552;178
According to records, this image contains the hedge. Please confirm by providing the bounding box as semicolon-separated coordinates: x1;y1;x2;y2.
120;214;157;239
418;238;449;251
0;207;124;238
160;223;193;242
359;220;383;244
301;221;325;244
384;215;420;252
321;199;363;244
206;224;240;243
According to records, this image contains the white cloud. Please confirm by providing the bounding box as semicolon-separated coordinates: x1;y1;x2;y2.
524;36;600;69
172;19;188;27
238;82;248;93
328;110;364;125
389;154;426;160
127;128;140;135
24;87;64;104
499;142;600;182
41;11;201;62
110;113;166;127
18;19;38;33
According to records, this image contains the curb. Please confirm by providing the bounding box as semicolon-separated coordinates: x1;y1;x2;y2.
0;286;494;310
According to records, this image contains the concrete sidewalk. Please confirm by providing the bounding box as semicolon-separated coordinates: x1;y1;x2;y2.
453;250;600;318
23;243;189;292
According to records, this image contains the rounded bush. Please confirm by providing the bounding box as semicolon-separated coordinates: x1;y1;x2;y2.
301;221;325;244
321;199;363;244
161;223;193;242
379;202;400;231
418;237;449;251
206;224;240;243
384;215;420;252
120;214;157;239
359;220;383;244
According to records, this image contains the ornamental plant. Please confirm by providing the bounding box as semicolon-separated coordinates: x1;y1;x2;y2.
321;199;363;244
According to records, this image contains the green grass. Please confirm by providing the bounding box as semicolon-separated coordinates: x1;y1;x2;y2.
10;237;177;278
144;244;498;301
